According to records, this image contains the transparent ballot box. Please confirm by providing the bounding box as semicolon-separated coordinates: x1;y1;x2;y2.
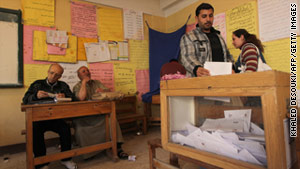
160;71;296;169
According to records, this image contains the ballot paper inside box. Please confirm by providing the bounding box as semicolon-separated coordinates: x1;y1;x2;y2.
166;95;296;168
161;72;296;169
168;96;267;166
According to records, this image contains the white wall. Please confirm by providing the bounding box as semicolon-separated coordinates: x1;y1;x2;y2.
84;0;164;16
160;0;198;17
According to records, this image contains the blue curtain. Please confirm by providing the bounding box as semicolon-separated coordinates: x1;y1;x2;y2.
142;24;187;103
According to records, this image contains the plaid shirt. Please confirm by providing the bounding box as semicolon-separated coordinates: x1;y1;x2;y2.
179;27;233;76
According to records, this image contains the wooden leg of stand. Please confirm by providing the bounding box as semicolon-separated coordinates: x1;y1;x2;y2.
170;153;179;168
148;141;156;169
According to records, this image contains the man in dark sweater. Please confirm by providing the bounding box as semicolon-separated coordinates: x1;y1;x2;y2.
23;64;77;169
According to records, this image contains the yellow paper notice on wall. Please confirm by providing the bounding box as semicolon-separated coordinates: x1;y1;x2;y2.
98;7;124;41
263;37;300;88
226;1;258;49
22;0;55;27
129;40;149;69
24;64;50;88
113;63;137;95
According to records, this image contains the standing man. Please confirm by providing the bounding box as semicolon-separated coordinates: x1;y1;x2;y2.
23;64;77;169
180;3;234;77
72;66;128;160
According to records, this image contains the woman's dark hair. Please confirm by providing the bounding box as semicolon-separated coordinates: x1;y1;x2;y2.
195;3;214;16
233;29;264;52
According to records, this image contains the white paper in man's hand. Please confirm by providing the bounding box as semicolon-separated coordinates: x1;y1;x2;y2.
204;62;232;76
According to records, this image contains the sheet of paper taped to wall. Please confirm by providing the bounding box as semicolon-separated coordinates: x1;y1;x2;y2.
92;92;125;101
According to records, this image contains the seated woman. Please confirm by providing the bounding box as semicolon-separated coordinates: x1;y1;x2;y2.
232;29;268;73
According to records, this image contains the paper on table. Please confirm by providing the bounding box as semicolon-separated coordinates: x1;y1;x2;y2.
204;62;232;76
47;92;56;98
55;97;72;102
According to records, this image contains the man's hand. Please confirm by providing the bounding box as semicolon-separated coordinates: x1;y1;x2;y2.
55;93;65;98
37;90;49;99
196;67;210;77
96;88;110;93
82;76;91;84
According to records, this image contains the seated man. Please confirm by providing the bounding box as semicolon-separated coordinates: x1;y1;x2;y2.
22;64;77;169
72;66;128;160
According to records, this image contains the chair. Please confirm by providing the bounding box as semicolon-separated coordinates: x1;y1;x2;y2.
116;95;147;134
144;95;161;126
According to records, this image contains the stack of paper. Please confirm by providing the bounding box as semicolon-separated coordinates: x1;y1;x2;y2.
171;109;267;166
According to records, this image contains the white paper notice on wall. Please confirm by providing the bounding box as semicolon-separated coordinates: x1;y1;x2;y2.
60;61;88;90
258;0;300;42
46;30;68;48
84;41;110;63
123;8;144;40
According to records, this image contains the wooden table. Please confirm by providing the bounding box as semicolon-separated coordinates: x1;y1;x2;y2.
21;101;118;169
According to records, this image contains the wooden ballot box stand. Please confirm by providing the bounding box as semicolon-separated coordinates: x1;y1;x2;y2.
21;101;118;169
159;71;296;169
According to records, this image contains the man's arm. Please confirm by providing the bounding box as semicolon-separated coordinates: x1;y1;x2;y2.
74;78;89;101
22;81;49;104
179;34;203;76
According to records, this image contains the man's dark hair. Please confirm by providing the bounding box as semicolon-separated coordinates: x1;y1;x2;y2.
195;3;214;16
